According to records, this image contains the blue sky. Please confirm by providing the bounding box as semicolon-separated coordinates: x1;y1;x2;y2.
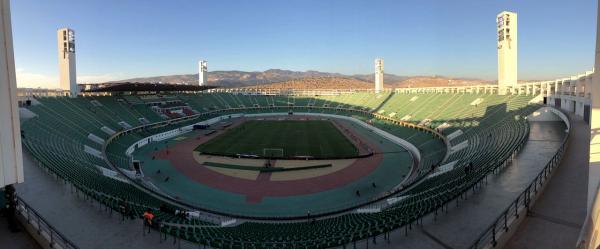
11;0;597;88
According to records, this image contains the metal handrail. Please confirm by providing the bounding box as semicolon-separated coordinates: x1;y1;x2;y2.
15;195;80;249
468;108;571;249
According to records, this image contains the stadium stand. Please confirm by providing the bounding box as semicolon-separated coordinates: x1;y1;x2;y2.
19;91;538;248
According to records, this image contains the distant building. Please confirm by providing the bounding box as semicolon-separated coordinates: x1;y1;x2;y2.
199;60;208;86
497;11;518;95
57;28;77;97
375;58;384;93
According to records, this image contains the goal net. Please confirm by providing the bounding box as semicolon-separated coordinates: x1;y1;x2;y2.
263;148;284;158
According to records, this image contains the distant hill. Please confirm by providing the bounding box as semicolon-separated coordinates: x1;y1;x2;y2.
108;69;346;88
107;69;488;88
391;76;492;88
241;77;374;89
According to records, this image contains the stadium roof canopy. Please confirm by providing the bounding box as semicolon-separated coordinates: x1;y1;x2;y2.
81;82;217;93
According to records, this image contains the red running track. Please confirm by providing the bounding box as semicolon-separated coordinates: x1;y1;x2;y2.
154;118;384;203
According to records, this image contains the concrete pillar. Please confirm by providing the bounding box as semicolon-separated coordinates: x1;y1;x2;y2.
0;0;24;187
577;76;583;97
587;74;593;98
590;0;600;212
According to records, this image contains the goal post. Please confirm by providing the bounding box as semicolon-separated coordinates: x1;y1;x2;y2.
263;148;284;158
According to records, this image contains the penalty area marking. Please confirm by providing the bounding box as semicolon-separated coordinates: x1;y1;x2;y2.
270;159;356;181
193;153;260;180
193;153;358;181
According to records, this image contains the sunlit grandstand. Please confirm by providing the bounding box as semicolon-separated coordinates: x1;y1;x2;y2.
8;82;572;248
2;1;600;249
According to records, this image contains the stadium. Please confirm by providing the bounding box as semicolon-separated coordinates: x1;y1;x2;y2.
19;85;545;246
1;1;600;249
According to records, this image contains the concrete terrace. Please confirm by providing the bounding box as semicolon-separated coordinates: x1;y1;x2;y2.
15;149;201;249
354;120;569;249
0;216;41;249
9;118;582;249
505;114;589;249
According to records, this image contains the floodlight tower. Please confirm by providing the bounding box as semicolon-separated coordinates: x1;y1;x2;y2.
375;58;384;93
57;28;77;97
497;11;518;95
198;60;208;86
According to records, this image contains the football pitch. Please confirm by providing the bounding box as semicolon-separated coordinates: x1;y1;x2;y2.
195;120;359;158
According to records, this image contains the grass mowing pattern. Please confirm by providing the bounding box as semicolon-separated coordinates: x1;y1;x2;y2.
196;120;358;159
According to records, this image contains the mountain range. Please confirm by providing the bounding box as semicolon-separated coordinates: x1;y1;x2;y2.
108;69;490;88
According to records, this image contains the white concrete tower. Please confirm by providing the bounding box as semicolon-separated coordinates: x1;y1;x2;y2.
0;0;24;187
198;60;208;86
497;11;518;95
57;28;77;97
375;58;384;93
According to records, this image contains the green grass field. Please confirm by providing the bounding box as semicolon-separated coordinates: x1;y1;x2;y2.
195;120;358;158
